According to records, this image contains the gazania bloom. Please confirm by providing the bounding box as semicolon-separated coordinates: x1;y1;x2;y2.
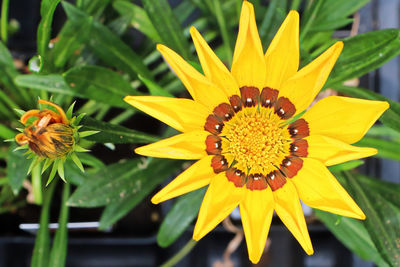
15;99;95;185
125;1;388;263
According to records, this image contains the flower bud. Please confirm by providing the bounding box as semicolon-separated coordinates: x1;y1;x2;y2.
15;100;75;159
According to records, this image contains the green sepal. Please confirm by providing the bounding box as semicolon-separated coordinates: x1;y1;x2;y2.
78;130;99;138
13;144;29;151
46;160;58;186
27;157;42;175
70;153;84;173
4;138;15;142
74;113;86;126
57;159;66;182
26;152;36;159
14;109;26;116
66;101;76;120
74;145;90;152
41;158;53;174
16;128;24;133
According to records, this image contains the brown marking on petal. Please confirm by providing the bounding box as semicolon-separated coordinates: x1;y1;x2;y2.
274;97;296;120
266;170;287;191
240;86;260;107
290;139;308;157
280;156;303;178
213;103;234;121
260;87;279;108
205;135;222;155
211;155;229;173
246;173;268;190
288;119;310;139
204;114;224;135
226;168;246;187
229;95;242;113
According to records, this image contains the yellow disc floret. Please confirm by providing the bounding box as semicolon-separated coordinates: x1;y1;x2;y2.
221;107;292;174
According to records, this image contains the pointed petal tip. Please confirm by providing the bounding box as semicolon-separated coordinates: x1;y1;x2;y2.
381;100;390;110
305;246;314;255
192;230;202;241
288;10;300;19
249;256;261;264
189;26;197;35
151;195;161;205
123;95;136;104
156;44;168;54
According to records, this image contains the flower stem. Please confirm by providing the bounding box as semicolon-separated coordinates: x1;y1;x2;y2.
160;239;197;267
32;164;43;205
1;0;9;43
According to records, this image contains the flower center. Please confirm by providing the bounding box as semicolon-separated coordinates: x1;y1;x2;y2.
223;108;291;173
204;86;310;191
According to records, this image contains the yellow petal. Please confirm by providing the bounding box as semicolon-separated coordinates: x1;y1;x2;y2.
303;96;389;144
231;1;266;89
292;158;366;219
279;42;343;114
190;27;239;97
157;44;228;109
240;188;274;264
306;135;377;166
193;173;245;240
265;10;299;89
124;96;208;133
274;180;313;255
151;155;214;204
135;130;208;159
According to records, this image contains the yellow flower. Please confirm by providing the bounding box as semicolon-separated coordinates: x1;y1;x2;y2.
125;1;389;263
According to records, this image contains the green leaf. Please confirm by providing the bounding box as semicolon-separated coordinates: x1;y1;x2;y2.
51;16;92;68
63;65;139;108
327;29;400;87
328;160;364;173
31;182;56;267
355;137;400;161
142;0;191;60
77;153;105;169
15;74;73;95
37;0;61;71
68;158;180;208
77;0;110;17
315;210;389;267
98;159;182;229
80;116;160;144
7;143;30;194
139;75;173;97
48;183;70;267
113;0;161;41
366;125;400;141
310;0;369;32
0;124;15;139
63;159;90;186
331;85;400;133
0;41;31;105
342;172;400;267
356;174;400;208
62;2;153;79
157;188;206;247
